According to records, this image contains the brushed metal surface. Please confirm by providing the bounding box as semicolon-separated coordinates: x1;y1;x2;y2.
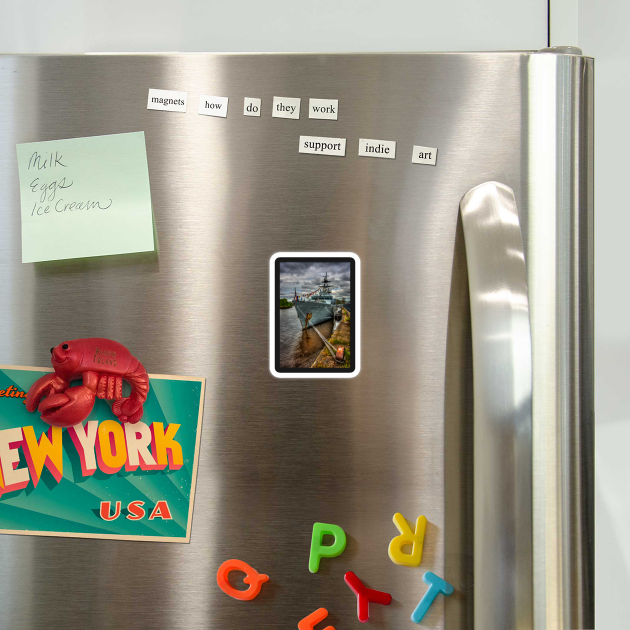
0;52;593;629
527;52;595;629
460;182;533;630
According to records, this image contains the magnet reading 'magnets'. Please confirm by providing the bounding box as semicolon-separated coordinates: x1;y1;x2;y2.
26;338;149;428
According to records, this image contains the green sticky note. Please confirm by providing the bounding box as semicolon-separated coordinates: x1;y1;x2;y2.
16;132;155;263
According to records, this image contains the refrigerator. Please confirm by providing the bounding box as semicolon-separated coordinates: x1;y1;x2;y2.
0;50;593;629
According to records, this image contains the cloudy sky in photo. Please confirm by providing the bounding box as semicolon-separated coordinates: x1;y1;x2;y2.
280;261;351;301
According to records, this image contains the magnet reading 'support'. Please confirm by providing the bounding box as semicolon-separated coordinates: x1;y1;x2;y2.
216;559;269;601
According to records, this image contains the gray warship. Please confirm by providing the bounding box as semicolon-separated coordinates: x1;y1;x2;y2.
292;272;337;329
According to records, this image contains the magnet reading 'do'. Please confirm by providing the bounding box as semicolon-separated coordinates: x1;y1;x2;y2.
26;338;149;427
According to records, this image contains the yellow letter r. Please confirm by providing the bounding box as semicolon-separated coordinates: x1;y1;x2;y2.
388;512;427;567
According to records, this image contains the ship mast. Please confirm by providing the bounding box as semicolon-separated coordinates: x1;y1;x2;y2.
318;272;333;298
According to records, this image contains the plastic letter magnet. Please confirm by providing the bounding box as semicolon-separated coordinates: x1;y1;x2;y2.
344;571;392;622
298;608;335;630
388;512;427;567
216;559;269;601
309;522;347;573
410;571;454;623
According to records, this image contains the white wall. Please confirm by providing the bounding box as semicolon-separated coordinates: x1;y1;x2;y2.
576;1;629;627
0;0;547;53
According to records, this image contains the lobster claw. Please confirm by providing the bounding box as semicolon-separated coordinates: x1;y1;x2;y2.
37;386;96;428
112;398;144;424
25;373;67;413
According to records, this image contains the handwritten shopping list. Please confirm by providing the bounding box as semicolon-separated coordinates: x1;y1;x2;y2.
16;132;154;263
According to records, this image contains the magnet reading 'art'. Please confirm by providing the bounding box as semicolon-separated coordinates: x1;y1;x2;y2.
216;559;269;601
309;522;347;573
25;338;149;427
388;512;427;567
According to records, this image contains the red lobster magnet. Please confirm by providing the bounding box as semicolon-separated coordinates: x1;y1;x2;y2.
26;338;149;428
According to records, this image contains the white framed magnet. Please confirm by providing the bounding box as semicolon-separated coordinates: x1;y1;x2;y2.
269;252;361;379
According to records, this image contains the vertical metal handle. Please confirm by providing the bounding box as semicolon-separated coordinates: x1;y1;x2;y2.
460;181;533;629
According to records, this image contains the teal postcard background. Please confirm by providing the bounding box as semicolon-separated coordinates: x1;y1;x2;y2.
0;367;204;542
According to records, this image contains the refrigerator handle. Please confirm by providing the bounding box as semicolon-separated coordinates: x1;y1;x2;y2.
459;182;533;629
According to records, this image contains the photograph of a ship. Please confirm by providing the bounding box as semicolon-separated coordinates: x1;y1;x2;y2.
292;270;339;329
274;257;355;373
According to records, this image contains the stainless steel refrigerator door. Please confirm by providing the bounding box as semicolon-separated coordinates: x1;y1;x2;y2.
0;52;593;629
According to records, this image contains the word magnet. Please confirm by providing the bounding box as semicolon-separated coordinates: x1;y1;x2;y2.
216;559;269;601
344;571;392;622
309;522;346;573
147;88;187;112
411;145;438;165
358;138;396;159
411;572;454;624
198;95;228;118
388;512;427;566
244;97;261;116
272;96;300;119
299;136;346;157
308;98;338;120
